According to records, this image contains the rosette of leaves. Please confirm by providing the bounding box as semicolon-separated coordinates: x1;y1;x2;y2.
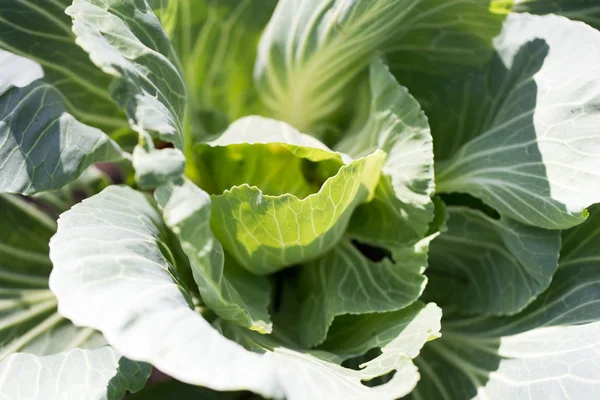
1;0;600;399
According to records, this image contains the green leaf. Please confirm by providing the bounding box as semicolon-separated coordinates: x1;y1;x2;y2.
0;194;106;360
514;0;600;30
218;304;441;400
210;155;385;274
0;347;151;400
159;0;276;132
320;302;442;360
0;0;128;132
448;204;600;336
0;81;126;195
264;346;424;400
407;204;600;400
255;0;507;132
425;207;560;316
433;13;600;229
149;0;170;11
195;116;385;274
0;194;54;287
132;145;186;189
210;153;383;275
292;237;432;347
49;185;441;399
0;45;124;197
195;116;347;198
67;0;187;148
157;179;272;333
337;57;434;247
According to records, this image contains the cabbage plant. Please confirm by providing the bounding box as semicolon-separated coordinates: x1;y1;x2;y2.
1;0;600;399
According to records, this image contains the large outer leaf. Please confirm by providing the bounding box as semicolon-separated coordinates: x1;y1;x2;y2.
0;0;127;131
201;117;385;274
407;204;600;400
0;80;126;195
434;13;600;229
0;193;150;399
219;303;442;400
157;179;273;333
254;0;506;131
0;347;150;400
426;207;560;315
49;186;441;400
49;186;278;396
514;0;600;30
337;57;434;248
293;237;431;347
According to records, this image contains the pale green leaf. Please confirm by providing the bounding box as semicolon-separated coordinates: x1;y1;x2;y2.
407;204;600;400
132;145;185;189
194;116;385;274
292;238;431;347
514;0;600;30
0;347;151;400
266;347;421;400
195;117;346;196
434;13;600;229
255;0;507;132
0;81;126;195
337;57;434;247
159;0;277;132
67;0;187;148
0;0;128;132
0;51;43;95
207;116;339;152
49;185;441;400
157;179;272;333
218;304;441;400
426;207;560;316
210;151;385;274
